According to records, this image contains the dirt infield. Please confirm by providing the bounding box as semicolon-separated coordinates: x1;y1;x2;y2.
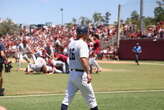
97;60;134;64
102;68;112;72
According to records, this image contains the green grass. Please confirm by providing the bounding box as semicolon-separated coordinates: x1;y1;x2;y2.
4;61;164;95
0;92;164;110
1;61;164;110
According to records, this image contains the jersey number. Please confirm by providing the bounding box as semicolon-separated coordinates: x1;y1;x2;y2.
69;48;75;60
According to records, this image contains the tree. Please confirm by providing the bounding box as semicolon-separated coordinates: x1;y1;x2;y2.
72;18;77;24
92;12;105;26
154;0;164;23
125;18;131;24
45;22;52;26
0;19;19;37
131;10;140;24
143;17;155;27
79;16;91;25
154;7;164;23
105;12;111;25
156;0;164;7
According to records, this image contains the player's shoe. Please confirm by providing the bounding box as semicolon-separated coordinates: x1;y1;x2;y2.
91;106;99;110
61;104;68;110
96;68;102;73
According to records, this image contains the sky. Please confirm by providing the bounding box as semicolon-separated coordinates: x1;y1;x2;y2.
0;0;158;25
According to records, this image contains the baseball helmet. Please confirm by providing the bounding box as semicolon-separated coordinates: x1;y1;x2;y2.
76;25;89;35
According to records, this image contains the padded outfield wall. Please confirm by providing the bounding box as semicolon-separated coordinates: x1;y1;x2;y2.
118;39;164;60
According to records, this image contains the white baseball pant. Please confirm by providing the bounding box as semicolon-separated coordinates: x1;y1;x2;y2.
62;71;97;108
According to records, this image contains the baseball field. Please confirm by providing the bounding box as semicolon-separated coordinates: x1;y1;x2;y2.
0;60;164;110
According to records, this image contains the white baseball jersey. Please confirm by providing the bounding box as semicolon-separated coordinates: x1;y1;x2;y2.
29;57;46;72
68;39;89;70
62;39;98;108
18;43;30;54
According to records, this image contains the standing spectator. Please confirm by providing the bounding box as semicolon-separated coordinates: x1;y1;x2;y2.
132;42;142;65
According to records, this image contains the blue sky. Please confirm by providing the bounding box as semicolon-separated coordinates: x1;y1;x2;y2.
0;0;158;25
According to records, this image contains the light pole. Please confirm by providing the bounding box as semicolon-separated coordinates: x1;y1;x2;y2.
140;0;144;34
60;8;64;25
117;4;121;48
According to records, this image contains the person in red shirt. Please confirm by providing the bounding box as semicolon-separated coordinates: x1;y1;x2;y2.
93;34;101;55
54;53;69;73
54;53;68;63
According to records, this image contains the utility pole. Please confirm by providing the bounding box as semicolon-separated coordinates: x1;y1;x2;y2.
117;4;121;48
140;0;144;34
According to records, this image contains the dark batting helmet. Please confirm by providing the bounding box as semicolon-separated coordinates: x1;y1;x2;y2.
76;25;89;35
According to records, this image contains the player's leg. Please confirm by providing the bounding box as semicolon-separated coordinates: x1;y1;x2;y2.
15;57;20;71
91;58;102;73
94;60;102;72
15;52;21;71
32;54;37;64
61;62;66;73
0;63;4;96
80;83;99;109
53;60;66;73
66;59;69;73
79;73;99;109
25;64;33;74
23;54;30;63
54;68;63;73
18;54;24;69
61;79;78;110
135;54;139;65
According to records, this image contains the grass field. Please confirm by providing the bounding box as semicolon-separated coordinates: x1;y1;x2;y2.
0;60;164;110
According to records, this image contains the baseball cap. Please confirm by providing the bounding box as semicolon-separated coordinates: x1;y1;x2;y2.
76;25;89;35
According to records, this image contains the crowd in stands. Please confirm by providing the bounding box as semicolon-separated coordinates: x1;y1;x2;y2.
0;21;164;65
121;21;164;39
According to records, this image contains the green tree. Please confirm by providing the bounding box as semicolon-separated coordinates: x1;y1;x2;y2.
156;0;164;7
154;7;164;22
0;19;19;37
131;10;140;25
143;17;155;27
125;18;131;24
72;17;77;24
79;16;91;25
92;12;105;26
105;12;111;25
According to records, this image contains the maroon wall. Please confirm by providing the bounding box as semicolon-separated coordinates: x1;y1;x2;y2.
119;39;164;60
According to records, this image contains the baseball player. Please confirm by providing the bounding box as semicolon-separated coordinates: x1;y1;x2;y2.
54;53;69;73
60;25;99;110
18;39;31;63
89;52;102;73
25;56;46;73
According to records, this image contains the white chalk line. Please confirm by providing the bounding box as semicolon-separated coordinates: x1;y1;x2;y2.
140;62;164;66
1;89;164;99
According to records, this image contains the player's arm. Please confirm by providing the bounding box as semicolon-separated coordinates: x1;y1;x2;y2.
80;57;92;83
